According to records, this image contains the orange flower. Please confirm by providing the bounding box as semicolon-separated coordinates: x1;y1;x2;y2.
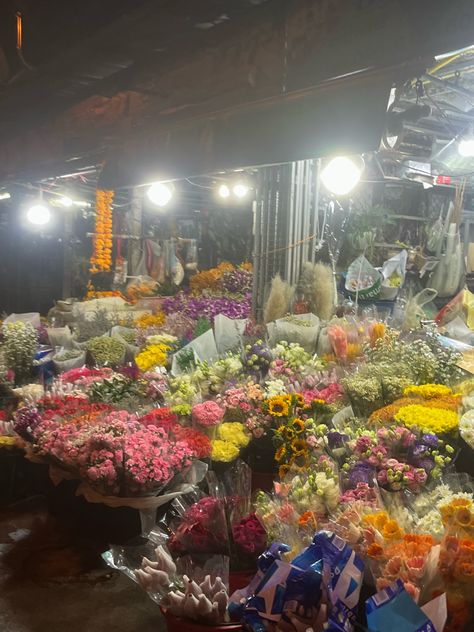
298;511;317;528
454;508;473;528
367;543;385;559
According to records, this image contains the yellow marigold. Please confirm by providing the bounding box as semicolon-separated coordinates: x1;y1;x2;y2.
267;397;290;417
211;439;240;463
135;312;165;329
403;384;453;399
217;422;250;448
394;404;459;434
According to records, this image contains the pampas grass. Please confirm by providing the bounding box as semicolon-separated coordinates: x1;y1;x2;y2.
297;262;335;321
313;263;335;321
264;274;294;323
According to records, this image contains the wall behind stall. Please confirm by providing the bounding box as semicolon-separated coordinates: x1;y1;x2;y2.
0;202;63;316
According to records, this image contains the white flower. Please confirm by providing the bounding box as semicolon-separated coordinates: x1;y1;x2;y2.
264;379;287;398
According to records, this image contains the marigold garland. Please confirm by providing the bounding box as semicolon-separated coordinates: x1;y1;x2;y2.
90;189;114;273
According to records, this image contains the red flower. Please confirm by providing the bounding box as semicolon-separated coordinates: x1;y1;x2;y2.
140;407;178;430
171;424;212;458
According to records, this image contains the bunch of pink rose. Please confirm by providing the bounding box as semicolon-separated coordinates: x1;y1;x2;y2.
35;410;197;496
191;401;225;427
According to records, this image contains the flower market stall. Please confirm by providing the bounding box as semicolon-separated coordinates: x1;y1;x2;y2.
1;254;474;631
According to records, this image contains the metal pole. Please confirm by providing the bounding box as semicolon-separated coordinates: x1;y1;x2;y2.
128;187;142;276
252;198;260;318
311;158;321;264
62;210;73;299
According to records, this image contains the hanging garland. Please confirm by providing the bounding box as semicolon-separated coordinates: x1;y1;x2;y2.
90;189;114;273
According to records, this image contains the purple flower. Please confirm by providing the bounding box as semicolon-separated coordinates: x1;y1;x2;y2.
13;406;42;441
348;463;376;487
327;431;348;450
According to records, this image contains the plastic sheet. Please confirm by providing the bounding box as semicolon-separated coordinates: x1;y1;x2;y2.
214;314;247;355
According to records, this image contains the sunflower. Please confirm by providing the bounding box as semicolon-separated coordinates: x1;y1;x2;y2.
279;464;291;479
291;438;308;456
294;394;305;407
267;397;290;417
275;425;286;435
292;418;306;434
275;445;287;462
284;427;296;441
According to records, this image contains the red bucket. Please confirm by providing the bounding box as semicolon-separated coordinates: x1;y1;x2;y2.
163;612;242;632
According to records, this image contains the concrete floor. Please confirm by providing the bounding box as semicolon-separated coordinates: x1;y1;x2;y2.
0;497;166;632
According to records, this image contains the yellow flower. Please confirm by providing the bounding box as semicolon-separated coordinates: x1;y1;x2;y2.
275;445;286;462
394;404;458;434
211;440;240;463
135;343;170;372
294;394;305;407
267;397;290;417
136;312;165;329
279;464;291;479
382;519;404;542
290;438;308;456
403;384;453;399
292;418;306;434
0;436;17;449
217;422;250;448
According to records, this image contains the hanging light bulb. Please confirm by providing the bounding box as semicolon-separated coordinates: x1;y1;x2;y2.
320;156;363;195
58;196;73;207
27;204;51;225
459;137;474;157
147;182;173;207
217;184;231;199
232;182;249;198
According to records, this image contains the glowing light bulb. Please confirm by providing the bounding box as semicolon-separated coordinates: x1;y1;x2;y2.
320;156;362;195
27;204;51;225
147;182;173;207
458;138;474;157
218;184;231;199
59;196;73;207
233;183;249;198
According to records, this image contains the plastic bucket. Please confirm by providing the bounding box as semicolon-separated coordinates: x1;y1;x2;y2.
163;613;242;632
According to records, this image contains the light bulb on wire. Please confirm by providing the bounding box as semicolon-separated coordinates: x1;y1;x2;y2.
218;184;231;199
320;156;363;195
27;204;51;226
59;196;73;207
458;137;474;157
147;182;173;207
232;182;249;199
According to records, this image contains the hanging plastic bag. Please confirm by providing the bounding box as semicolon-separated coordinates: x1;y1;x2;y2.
380;250;407;300
345;255;382;300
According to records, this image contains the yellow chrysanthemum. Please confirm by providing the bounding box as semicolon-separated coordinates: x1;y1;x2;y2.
217;422;250;448
394;404;458;434
404;384;453;399
211;440;240;463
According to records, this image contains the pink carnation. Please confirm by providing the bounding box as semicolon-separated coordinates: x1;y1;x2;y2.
191;401;225;427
